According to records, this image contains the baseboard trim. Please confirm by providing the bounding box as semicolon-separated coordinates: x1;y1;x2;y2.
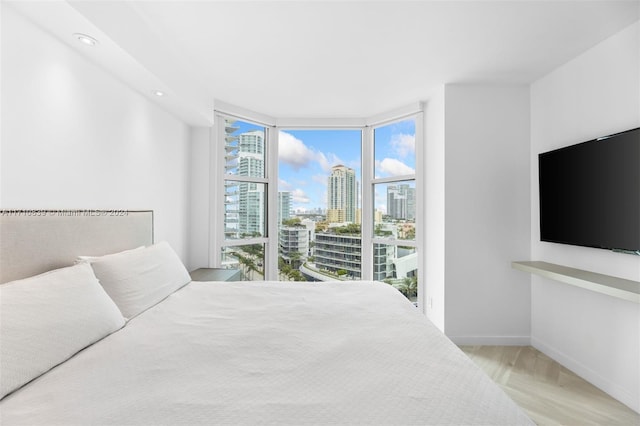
448;335;531;346
531;336;639;414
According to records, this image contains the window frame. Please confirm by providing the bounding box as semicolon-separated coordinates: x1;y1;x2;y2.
210;103;425;312
370;129;418;249
364;113;423;296
210;109;279;280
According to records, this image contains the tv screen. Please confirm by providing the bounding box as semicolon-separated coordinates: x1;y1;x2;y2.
538;127;640;254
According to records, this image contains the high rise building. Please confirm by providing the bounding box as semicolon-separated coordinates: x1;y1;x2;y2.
387;184;415;220
327;165;356;224
224;120;240;240
278;191;292;225
224;127;266;237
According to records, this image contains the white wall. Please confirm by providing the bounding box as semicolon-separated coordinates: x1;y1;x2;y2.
424;86;446;330
443;85;531;344
188;127;211;271
530;21;640;412
424;84;531;341
1;6;191;260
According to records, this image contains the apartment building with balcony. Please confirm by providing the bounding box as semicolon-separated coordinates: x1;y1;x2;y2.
279;226;309;267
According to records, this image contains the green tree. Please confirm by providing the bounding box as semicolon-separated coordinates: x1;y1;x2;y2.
282;218;302;227
334;223;361;235
288;252;302;268
289;270;307;282
395;276;417;299
234;244;264;279
374;224;392;237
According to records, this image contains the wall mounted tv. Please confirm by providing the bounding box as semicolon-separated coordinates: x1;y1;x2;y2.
538;127;640;255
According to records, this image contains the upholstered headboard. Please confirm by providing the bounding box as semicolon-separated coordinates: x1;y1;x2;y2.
0;210;153;284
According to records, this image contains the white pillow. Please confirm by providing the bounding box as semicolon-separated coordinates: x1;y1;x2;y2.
0;263;125;399
88;241;191;319
75;246;144;264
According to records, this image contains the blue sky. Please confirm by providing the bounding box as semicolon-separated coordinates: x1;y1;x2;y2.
233;119;416;213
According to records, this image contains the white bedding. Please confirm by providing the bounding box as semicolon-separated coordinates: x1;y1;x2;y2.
0;280;533;425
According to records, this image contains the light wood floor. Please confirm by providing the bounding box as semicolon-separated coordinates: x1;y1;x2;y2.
459;346;639;426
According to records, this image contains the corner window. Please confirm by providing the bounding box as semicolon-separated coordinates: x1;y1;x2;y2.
212;107;423;307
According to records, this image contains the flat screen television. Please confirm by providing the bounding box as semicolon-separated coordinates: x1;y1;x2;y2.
538;127;640;255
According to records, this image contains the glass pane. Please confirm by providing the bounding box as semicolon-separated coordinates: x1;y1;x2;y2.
376;244;418;303
224;180;265;240
221;244;264;281
277;129;362;281
224;118;266;178
373;180;416;241
374;118;416;178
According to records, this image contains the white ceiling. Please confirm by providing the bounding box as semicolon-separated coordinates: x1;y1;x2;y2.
7;1;640;125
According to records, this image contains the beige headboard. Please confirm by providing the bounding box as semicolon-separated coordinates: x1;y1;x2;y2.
0;210;153;284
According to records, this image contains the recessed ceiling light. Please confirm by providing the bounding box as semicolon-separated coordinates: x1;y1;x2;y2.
153;91;166;97
73;33;99;46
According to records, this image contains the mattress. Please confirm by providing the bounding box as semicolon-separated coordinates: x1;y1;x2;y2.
0;280;533;425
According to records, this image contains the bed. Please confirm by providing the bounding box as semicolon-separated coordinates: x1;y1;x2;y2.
0;210;533;425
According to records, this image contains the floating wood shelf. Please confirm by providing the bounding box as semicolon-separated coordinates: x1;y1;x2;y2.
512;261;640;303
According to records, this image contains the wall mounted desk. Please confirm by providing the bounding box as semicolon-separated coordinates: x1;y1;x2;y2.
512;261;640;303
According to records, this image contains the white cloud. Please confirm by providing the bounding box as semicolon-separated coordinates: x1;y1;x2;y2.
279;179;293;191
291;188;311;204
390;133;415;158
316;153;330;172
278;131;316;170
316;151;345;173
279;131;346;173
377;158;415;177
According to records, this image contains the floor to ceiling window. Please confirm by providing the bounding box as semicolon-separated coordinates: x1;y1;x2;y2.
370;117;418;303
212;106;423;306
218;117;268;280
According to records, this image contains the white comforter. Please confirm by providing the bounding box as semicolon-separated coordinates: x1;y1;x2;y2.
0;281;533;425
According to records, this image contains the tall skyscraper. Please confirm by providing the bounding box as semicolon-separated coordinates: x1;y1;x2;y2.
278;191;292;225
387;184;415;220
224;120;240;239
237;130;265;236
327;165;356;223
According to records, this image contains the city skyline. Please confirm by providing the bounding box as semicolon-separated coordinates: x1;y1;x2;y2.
225;118;417;288
231;119;416;215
